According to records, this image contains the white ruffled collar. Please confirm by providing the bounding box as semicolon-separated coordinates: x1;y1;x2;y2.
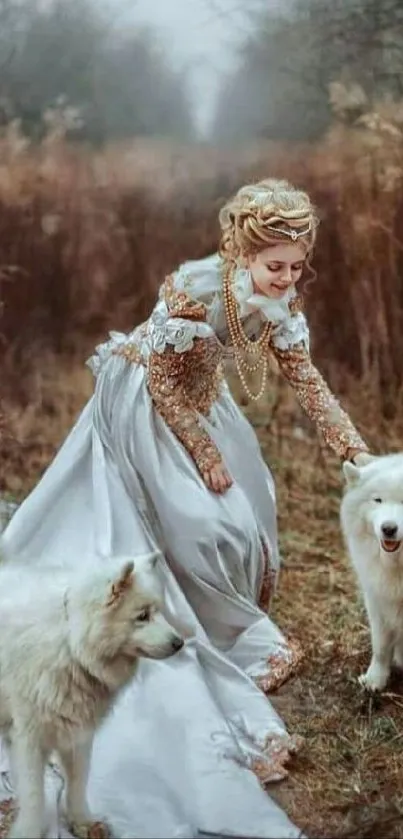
232;266;295;323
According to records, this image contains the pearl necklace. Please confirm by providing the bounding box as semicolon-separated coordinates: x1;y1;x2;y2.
222;263;273;402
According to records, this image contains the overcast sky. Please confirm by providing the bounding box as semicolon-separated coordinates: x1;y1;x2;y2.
117;0;278;134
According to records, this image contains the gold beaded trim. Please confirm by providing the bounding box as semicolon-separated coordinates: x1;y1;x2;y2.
111;344;145;366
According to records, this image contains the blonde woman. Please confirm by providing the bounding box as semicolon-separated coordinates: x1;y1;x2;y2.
3;179;369;838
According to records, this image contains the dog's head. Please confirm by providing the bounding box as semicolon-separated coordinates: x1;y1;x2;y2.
342;454;403;557
70;552;184;664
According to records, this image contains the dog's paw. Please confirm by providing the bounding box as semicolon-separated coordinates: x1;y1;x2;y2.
68;819;112;839
358;667;388;693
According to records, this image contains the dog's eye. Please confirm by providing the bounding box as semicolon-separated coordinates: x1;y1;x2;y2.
137;608;150;623
373;497;382;503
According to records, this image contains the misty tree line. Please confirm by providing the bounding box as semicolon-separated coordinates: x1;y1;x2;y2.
213;0;403;142
0;0;194;143
0;0;401;144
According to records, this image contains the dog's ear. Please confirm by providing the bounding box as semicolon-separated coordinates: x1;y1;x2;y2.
147;550;162;570
135;550;162;571
343;461;361;487
106;561;135;607
353;452;377;467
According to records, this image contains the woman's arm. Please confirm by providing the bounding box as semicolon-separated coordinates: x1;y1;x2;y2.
146;277;226;482
148;344;222;475
269;300;369;461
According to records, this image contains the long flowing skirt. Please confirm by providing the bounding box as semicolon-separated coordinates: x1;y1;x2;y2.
1;347;304;839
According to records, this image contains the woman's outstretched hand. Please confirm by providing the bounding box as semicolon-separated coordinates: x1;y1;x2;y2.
203;461;233;493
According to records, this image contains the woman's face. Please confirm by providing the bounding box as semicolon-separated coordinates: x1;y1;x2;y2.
247;242;307;299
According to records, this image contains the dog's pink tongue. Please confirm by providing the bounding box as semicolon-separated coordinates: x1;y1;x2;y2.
382;538;401;553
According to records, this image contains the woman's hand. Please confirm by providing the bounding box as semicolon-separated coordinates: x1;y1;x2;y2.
203;461;233;493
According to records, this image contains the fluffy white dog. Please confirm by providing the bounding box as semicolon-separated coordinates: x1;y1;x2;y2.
0;551;184;839
340;452;403;692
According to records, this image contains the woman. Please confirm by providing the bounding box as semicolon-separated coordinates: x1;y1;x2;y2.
2;179;369;838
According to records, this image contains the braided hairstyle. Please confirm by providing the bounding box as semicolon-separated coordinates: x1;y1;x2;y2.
218;178;319;289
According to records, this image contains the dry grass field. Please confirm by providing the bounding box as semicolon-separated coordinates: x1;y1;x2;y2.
2;118;403;837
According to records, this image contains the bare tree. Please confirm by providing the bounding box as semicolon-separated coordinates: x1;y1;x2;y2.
0;0;194;142
211;0;403;142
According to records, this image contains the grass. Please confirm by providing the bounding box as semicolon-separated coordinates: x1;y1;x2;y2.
251;393;403;838
3;358;403;838
2;126;403;837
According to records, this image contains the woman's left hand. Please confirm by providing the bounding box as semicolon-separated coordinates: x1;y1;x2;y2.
203;461;233;493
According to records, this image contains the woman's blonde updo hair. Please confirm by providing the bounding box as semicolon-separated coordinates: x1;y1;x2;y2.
218;178;319;265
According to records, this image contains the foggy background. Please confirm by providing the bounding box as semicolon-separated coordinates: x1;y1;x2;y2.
126;0;264;133
0;0;401;145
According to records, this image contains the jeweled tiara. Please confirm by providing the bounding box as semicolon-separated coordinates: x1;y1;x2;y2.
263;221;312;241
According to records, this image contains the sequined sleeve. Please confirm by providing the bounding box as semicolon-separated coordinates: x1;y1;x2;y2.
148;346;223;474
269;300;368;460
147;275;224;476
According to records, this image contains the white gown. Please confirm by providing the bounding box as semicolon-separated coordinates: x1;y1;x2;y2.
0;254;366;838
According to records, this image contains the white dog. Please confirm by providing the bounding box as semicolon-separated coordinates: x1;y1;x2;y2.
0;551;184;839
340;452;403;692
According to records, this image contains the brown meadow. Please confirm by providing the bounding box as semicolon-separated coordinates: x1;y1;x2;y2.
2;120;403;837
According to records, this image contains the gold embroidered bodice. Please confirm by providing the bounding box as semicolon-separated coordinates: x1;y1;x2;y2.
91;255;368;475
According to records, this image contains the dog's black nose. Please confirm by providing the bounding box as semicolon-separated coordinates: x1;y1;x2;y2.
172;637;184;652
382;522;398;539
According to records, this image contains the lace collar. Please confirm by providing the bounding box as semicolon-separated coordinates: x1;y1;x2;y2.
232;266;295;324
